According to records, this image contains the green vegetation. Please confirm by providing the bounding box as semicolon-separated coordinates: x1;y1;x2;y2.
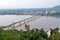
0;24;60;40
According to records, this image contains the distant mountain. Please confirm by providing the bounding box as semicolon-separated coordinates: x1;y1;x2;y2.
51;5;60;10
48;5;60;13
53;5;60;9
44;5;60;12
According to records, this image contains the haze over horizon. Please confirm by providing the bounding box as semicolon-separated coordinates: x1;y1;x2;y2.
0;0;60;9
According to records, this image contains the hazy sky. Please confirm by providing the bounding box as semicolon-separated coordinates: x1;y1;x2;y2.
0;0;60;9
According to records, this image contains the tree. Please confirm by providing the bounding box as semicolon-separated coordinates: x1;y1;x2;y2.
25;24;30;31
50;28;60;40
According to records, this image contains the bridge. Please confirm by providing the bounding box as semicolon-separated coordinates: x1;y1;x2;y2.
2;15;39;29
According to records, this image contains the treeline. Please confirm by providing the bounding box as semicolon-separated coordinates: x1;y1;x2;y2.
0;24;60;40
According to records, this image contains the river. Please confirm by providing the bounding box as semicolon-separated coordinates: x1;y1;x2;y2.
0;15;60;31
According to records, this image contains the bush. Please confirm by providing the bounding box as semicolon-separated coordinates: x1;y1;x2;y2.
0;25;60;40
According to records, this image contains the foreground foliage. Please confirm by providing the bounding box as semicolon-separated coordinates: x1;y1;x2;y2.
0;25;60;40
